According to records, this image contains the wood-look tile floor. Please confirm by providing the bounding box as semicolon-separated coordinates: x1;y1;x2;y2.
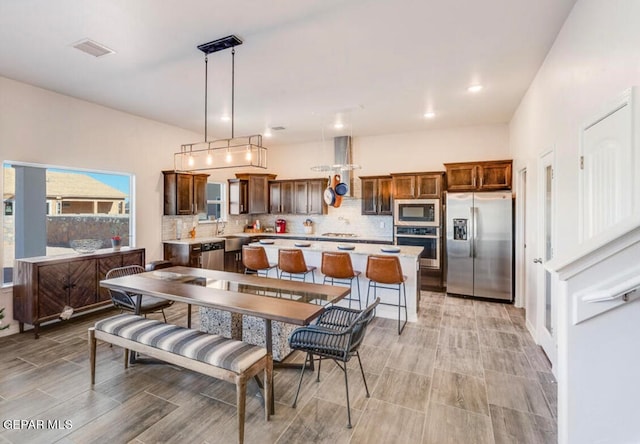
0;292;557;444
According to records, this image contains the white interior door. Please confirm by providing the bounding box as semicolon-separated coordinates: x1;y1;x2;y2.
537;151;556;369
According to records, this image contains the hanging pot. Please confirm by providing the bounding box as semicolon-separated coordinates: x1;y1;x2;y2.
323;175;336;206
331;175;343;208
334;174;348;196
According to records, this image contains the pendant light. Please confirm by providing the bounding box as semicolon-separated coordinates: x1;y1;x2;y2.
174;35;268;171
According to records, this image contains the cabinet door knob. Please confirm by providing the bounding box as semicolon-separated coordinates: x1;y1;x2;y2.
533;258;542;264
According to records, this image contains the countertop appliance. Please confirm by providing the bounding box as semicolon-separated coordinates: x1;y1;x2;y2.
276;219;287;233
394;199;440;227
446;191;513;301
201;241;224;270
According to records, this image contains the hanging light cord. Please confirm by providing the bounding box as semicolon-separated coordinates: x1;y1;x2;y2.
204;55;209;141
231;48;235;139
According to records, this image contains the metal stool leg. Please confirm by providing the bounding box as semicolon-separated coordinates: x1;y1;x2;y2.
355;275;361;310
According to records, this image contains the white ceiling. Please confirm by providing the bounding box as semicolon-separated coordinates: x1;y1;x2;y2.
0;0;576;145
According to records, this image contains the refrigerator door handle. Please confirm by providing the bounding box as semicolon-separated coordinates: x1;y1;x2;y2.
472;206;478;258
469;207;474;257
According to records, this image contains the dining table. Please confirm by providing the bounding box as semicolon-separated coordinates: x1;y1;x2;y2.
99;265;350;413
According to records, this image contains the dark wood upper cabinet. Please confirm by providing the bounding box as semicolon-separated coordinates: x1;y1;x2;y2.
163;171;209;215
268;178;327;215
391;172;443;199
307;179;325;215
294;181;309;214
228;174;276;215
444;160;512;191
360;176;392;215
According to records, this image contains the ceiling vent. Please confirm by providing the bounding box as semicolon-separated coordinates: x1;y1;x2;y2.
72;39;115;58
271;126;286;131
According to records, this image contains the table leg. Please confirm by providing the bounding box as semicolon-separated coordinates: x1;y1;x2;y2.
264;318;275;415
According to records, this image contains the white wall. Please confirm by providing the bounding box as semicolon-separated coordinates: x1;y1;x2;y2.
509;0;640;442
268;124;509;179
0;75;200;332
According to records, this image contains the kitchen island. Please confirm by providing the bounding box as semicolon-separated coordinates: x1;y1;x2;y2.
250;238;423;323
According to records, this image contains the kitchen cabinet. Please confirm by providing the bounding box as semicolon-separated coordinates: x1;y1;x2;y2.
268;178;327;215
13;247;145;338
269;180;294;214
163;243;202;268
444;160;512;191
391;172;444;199
360;175;393;215
228;173;276;215
163;171;209;215
224;251;245;273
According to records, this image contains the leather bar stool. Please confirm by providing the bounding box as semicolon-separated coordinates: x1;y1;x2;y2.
242;245;277;277
278;249;316;282
321;252;361;309
365;255;407;334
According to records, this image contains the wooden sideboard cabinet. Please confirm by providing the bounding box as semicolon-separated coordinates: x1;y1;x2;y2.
444;160;512;191
13;247;145;338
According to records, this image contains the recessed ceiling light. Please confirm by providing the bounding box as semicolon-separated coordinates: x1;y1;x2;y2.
221;115;230;122
334;122;344;129
467;84;483;93
263;129;272;138
423;112;435;119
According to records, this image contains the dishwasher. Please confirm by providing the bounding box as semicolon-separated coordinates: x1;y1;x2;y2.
201;241;225;270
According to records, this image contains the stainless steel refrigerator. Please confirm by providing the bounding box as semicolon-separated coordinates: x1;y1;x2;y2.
446;191;513;301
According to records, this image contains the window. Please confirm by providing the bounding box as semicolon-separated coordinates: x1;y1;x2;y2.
201;181;226;221
2;162;133;285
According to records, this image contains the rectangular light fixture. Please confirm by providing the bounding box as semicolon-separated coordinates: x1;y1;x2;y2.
175;135;267;171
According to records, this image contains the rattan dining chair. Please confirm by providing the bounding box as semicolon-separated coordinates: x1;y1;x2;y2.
105;265;173;321
288;298;380;428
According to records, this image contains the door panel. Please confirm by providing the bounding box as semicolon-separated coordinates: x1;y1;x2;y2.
473;192;513;300
446;193;473;296
69;259;97;308
38;263;68;318
538;151;557;369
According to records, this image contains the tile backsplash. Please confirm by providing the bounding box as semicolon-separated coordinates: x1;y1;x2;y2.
162;198;393;240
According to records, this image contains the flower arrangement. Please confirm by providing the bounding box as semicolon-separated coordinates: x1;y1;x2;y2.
111;235;121;241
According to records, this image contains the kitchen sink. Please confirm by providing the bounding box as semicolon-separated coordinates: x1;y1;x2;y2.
223;235;249;252
321;232;358;238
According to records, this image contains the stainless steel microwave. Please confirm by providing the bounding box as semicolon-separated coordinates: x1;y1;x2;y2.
394;199;440;227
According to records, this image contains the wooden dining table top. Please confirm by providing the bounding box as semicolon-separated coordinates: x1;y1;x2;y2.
100;266;350;325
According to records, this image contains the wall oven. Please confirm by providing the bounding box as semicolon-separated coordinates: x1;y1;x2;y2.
394;199;440;227
395;226;440;269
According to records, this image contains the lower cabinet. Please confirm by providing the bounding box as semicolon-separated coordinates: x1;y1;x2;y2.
13;247;145;338
224;251;245;273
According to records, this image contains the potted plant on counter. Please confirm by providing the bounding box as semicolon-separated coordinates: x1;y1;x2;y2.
111;232;122;251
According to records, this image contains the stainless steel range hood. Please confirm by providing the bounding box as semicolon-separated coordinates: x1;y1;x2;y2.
310;135;360;197
334;136;354;197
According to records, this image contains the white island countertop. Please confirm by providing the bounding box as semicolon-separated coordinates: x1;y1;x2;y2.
249;238;423;259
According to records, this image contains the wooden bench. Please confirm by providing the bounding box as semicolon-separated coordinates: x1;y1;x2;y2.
88;314;272;444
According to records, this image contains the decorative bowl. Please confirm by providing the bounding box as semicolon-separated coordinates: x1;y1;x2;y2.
70;239;103;254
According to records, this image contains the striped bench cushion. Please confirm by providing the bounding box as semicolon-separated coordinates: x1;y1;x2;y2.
95;314;266;374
